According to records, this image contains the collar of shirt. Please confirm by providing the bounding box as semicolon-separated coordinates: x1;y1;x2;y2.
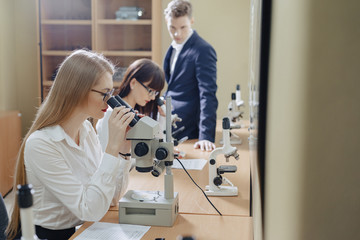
171;29;194;53
44;121;93;148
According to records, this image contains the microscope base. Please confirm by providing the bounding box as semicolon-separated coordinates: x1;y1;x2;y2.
205;185;238;196
119;190;179;227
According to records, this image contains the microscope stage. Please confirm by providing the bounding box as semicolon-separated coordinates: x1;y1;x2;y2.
205;185;238;196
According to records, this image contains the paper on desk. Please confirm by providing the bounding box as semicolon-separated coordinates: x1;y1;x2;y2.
172;159;207;170
74;222;150;240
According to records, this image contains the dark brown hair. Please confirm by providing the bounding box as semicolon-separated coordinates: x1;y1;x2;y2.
117;59;165;119
164;0;192;19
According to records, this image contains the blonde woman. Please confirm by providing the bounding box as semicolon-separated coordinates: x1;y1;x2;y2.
6;49;135;240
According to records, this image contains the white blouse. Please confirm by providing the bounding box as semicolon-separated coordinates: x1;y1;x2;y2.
24;120;131;230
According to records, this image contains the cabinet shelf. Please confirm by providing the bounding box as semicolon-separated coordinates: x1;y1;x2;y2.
97;19;152;25
37;0;161;101
44;79;123;89
102;51;152;57
42;51;75;56
41;20;92;25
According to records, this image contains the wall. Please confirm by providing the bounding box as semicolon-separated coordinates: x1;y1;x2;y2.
14;0;39;136
0;0;38;136
161;0;250;120
0;0;17;111
0;0;250;136
265;0;360;239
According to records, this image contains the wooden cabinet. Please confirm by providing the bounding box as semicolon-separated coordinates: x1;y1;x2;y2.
37;0;162;101
0;111;21;196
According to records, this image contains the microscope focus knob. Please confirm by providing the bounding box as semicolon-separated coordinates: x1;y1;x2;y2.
155;147;168;160
134;142;149;157
213;176;223;186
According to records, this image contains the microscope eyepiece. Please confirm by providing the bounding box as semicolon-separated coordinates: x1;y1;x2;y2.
231;93;236;100
156;97;165;106
222;117;231;130
106;96;138;127
17;184;34;209
114;95;140;121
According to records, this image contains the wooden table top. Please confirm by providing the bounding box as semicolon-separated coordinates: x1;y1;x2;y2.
70;211;253;240
110;121;251;216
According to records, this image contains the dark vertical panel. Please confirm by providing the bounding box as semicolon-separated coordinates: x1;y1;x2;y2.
258;0;272;228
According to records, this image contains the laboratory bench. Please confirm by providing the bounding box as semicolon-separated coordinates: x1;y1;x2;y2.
70;211;253;240
70;120;252;239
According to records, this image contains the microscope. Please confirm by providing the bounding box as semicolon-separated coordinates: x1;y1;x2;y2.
107;95;179;227
18;184;39;240
205;117;239;196
221;84;245;145
156;97;186;143
157;97;187;158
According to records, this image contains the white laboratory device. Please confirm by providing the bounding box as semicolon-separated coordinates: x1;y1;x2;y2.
117;96;179;227
206;117;240;196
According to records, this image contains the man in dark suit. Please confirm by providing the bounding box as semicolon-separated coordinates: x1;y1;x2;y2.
163;0;218;151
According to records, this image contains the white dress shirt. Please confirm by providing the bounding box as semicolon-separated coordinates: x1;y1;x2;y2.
25;120;131;230
96;109;112;152
170;29;194;75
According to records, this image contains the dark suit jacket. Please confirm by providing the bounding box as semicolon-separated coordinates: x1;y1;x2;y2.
164;31;218;142
0;193;8;240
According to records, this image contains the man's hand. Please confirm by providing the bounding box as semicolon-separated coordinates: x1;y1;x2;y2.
194;140;216;152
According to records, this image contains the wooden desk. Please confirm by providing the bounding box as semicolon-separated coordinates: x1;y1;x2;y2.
110;121;251;216
71;120;252;239
70;211;253;240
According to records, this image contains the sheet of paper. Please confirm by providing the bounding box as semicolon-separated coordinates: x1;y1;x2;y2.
172;159;207;170
74;222;150;240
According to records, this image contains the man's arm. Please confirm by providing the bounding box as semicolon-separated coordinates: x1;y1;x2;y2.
195;44;218;143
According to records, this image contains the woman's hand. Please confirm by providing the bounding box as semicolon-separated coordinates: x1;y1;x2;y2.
105;106;135;157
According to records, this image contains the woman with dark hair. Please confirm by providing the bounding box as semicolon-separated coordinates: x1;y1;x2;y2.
117;58;165;119
96;58;165;151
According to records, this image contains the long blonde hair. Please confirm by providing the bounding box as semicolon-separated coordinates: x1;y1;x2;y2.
6;49;114;239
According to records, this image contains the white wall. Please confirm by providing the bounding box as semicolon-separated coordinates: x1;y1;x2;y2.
0;0;17;110
14;0;39;136
0;0;38;136
265;1;360;239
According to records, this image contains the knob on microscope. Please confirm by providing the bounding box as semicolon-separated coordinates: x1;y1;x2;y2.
155;147;168;160
134;142;149;157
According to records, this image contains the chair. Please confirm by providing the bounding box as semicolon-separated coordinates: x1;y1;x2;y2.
0;193;9;240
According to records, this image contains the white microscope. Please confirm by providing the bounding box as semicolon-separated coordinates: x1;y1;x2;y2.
221;84;245;145
157;97;187;158
156;97;187;143
206;117;240;196
107;96;179;227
